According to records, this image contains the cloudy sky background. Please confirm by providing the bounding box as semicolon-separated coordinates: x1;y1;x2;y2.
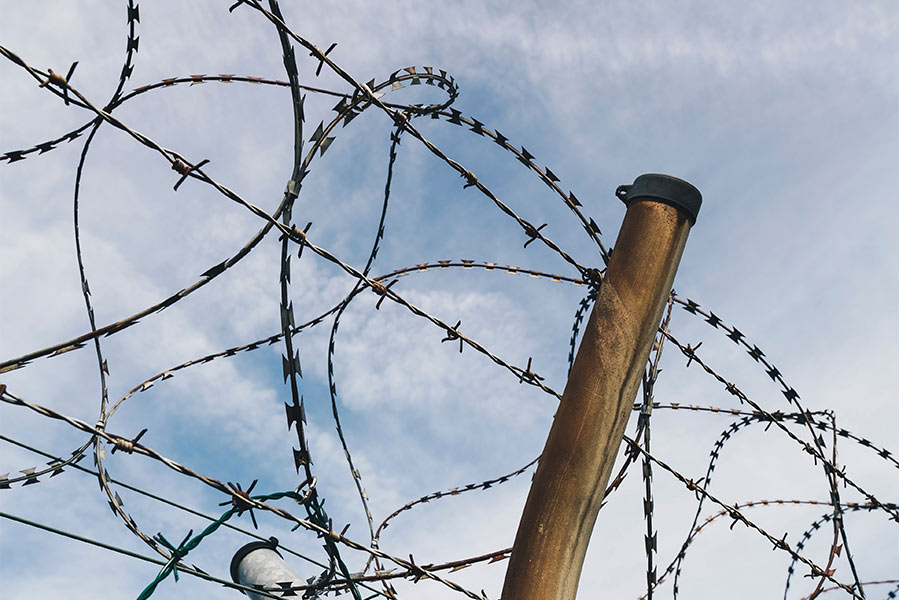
0;1;896;598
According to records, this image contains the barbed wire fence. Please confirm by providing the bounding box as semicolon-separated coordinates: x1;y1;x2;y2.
1;1;896;598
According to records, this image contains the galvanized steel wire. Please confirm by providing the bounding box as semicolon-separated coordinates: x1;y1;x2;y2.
1;1;895;599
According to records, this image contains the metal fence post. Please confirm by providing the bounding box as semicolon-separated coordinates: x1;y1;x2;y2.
231;538;303;599
501;174;702;599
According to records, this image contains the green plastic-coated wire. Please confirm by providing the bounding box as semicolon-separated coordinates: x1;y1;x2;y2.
137;489;301;600
136;488;362;600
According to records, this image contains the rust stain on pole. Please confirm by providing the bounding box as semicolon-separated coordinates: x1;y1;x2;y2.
501;174;701;599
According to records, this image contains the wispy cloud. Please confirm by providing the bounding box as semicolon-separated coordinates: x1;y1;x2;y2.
1;1;896;598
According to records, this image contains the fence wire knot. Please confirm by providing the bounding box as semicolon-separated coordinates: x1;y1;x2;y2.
221;479;259;529
110;428;147;454
153;529;193;582
684;341;703;368
522;223;547;248
170;158;209;190
518;357;544;384
441;320;464;353
370;279;398;310
39;62;77;104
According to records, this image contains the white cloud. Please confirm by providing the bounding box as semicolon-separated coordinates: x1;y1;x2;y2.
1;1;896;599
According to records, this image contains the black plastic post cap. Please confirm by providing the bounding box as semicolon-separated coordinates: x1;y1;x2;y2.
615;174;702;225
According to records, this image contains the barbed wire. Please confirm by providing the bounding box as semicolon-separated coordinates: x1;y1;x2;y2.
0;1;895;599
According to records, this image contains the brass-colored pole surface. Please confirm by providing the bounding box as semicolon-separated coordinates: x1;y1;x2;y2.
501;197;695;599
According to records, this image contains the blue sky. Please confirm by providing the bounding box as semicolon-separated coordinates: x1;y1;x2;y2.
0;1;896;598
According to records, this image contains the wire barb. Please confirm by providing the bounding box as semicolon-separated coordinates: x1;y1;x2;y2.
110;428;147;454
39;61;78;105
171;158;210;190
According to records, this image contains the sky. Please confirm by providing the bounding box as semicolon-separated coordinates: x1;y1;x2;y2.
0;1;897;599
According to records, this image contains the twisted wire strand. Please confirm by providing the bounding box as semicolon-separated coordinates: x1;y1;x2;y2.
1;4;894;598
671;296;869;594
0;386;492;599
326;118;410;582
0;510;288;600
623;437;866;600
637;293;675;598
661;330;898;524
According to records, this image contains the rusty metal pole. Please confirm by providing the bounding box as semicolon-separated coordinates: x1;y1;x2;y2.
501;174;702;599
